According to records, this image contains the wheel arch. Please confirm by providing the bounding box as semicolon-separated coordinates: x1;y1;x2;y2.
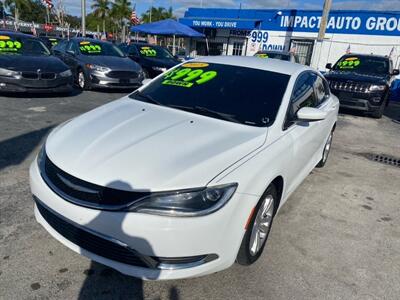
270;176;284;214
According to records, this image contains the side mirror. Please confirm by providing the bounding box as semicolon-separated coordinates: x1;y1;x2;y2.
392;69;399;76
66;50;75;56
325;63;332;70
297;107;328;122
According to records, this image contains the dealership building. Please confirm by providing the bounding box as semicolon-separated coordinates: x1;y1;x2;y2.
179;8;400;99
179;8;400;68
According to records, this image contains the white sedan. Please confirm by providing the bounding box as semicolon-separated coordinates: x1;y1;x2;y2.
30;56;339;280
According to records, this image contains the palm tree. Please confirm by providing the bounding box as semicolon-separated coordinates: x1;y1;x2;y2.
112;0;131;28
141;6;175;23
4;0;29;24
91;0;110;34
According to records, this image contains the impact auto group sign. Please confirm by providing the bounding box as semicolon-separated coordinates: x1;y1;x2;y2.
274;11;400;36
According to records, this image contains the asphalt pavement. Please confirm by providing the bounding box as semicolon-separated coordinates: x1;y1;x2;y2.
0;89;399;300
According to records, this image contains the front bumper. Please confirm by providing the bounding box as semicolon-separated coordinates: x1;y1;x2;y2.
30;159;256;280
0;76;73;93
89;71;142;89
331;90;385;112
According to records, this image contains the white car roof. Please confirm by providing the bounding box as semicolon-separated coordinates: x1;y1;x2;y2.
193;56;311;76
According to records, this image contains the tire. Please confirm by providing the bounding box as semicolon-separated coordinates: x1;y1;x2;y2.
236;184;277;266
370;94;388;119
316;130;334;168
76;69;91;90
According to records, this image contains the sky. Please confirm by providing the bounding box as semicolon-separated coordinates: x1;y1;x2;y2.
64;0;400;18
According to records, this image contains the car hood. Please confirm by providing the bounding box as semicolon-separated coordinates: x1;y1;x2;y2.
325;71;389;85
0;55;69;72
140;56;180;68
80;55;141;71
45;97;267;192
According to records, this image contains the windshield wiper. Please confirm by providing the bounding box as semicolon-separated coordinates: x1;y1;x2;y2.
169;105;241;124
131;91;161;105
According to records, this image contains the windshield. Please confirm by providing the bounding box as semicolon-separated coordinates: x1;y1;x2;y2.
333;55;389;75
138;45;174;59
129;62;290;127
255;52;290;61
78;41;124;57
0;35;50;56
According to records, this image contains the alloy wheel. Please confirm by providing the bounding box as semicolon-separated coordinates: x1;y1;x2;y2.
322;132;333;163
249;195;274;256
78;72;85;89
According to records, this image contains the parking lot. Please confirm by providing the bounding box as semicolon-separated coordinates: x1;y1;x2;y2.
0;90;399;300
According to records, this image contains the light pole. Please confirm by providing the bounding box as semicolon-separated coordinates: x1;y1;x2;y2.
311;0;332;68
81;0;86;37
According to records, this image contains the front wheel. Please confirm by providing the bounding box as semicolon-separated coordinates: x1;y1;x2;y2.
316;130;333;168
236;184;277;265
77;69;91;90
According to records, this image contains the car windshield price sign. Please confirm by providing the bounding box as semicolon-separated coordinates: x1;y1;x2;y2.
0;35;22;53
140;47;157;57
338;57;361;69
162;63;217;88
79;41;102;54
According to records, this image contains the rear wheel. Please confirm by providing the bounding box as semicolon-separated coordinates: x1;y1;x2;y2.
236;184;277;265
316;130;333;168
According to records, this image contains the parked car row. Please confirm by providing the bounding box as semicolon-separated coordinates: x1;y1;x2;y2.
254;50;398;118
0;31;181;94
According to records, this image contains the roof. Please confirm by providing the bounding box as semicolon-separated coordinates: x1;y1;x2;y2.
192;56;309;75
0;30;37;39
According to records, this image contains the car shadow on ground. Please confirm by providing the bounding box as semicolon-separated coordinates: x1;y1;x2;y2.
0;126;53;171
384;101;400;123
0;88;82;99
338;101;400;122
77;181;160;299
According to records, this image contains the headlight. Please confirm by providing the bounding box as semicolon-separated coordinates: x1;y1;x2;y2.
369;85;386;92
86;64;111;73
0;67;20;78
152;66;167;72
129;183;237;217
59;69;72;77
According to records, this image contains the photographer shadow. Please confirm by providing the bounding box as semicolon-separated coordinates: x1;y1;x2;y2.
78;180;160;299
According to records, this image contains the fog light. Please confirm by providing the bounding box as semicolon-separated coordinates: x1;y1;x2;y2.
0;83;6;87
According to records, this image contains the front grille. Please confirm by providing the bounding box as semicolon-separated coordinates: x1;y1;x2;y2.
41;72;56;80
330;81;370;93
35;198;149;267
107;71;138;79
21;72;38;79
21;72;56;80
41;155;149;209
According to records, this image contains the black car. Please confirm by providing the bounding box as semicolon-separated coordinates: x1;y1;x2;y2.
254;50;300;63
53;38;143;90
119;43;180;78
0;31;73;93
325;54;399;118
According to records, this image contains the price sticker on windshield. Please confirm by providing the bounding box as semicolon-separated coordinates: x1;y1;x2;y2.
162;64;217;88
255;53;269;58
0;36;22;53
79;42;102;53
140;47;157;57
338;57;361;69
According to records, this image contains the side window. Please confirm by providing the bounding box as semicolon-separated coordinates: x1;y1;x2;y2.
54;40;67;52
284;72;317;129
314;75;329;106
66;41;78;54
129;45;139;56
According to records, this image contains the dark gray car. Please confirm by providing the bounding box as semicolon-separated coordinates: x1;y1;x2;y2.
53;38;143;90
